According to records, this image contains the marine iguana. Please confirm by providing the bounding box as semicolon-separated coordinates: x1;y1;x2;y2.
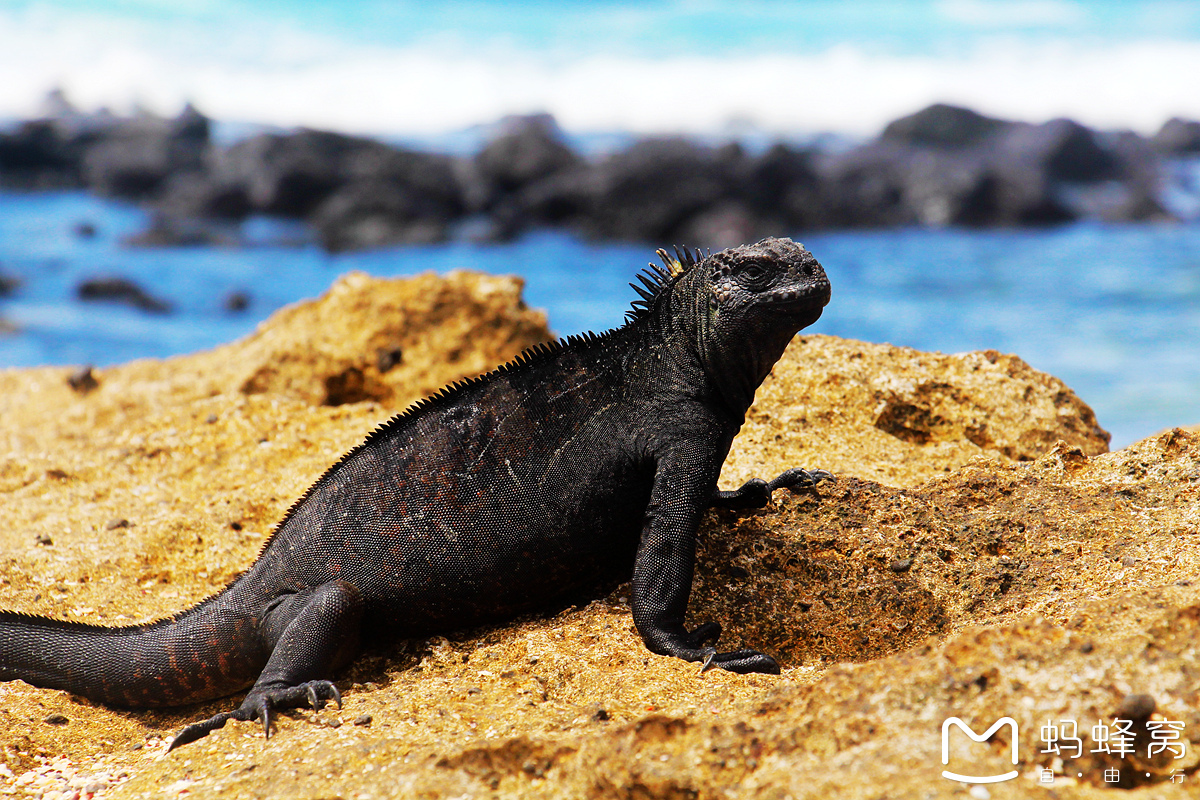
0;237;832;749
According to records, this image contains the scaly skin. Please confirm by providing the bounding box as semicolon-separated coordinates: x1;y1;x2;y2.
0;237;832;749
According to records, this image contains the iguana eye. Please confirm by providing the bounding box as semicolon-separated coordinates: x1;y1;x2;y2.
738;261;769;285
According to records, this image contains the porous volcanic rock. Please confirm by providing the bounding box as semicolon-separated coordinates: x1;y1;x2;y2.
722;335;1110;490
223;270;550;405
0;272;1196;800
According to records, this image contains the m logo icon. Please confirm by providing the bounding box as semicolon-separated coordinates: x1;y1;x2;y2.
941;717;1019;783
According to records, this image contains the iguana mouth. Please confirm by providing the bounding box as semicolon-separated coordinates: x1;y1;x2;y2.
764;281;831;309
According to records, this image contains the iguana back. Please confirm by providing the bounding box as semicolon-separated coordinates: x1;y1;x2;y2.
241;328;658;631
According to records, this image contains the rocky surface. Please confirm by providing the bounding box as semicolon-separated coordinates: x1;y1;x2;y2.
1;95;1190;252
1153;118;1200;155
722;335;1109;490
75;277;174;314
1;272;1198;799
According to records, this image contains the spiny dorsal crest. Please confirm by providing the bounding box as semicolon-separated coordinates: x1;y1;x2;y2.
625;245;708;323
655;245;702;278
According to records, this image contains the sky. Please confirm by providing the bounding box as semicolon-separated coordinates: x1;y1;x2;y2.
1;0;1199;137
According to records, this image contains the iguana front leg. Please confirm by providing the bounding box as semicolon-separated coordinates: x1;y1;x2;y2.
710;467;835;511
631;444;780;675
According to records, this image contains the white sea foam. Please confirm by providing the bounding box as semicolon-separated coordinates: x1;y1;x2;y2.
1;7;1198;137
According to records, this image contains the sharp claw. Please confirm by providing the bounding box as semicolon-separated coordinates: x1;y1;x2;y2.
166;712;233;752
699;648;717;673
258;698;272;739
167;724;204;753
307;684;321;711
330;683;343;709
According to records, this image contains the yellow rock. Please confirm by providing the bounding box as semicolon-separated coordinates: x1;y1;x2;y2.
1;271;1195;799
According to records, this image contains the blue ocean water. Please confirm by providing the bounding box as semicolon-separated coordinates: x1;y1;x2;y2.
0;191;1196;449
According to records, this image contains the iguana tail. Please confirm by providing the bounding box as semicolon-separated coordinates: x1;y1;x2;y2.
0;600;264;708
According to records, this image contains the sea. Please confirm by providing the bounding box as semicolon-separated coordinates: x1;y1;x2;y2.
0;190;1197;450
1;0;1199;448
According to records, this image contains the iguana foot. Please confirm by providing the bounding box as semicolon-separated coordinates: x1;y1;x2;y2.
699;647;780;675
675;622;777;674
710;468;834;510
767;468;834;492
167;680;342;751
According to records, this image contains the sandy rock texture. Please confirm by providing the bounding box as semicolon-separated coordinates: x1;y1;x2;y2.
723;335;1110;489
1;272;1197;799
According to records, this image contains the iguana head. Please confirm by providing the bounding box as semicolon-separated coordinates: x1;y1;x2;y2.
635;237;830;414
698;236;829;330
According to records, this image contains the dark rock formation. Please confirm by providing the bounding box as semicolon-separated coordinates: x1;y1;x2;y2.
969;152;1076;226
811;106;1168;229
453;114;586;240
507;162;598;229
813;142;912;228
0;119;86;189
881;102;1011;149
76;276;173;313
736;143;823;230
66;365;99;393
215;129;359;217
0;94;1180;250
153;172;253;221
1152;117;1200;154
121;214;241;247
312;179;452;251
575;137;742;241
224;291;252;312
309;145;463;251
813;140;1056;230
998;117;1121;183
0;101;209;196
81;105;211;199
342;146;463;216
470;114;581;202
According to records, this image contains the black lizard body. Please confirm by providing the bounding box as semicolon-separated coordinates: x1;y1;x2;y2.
0;237;831;748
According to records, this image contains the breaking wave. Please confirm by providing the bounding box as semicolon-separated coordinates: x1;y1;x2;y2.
1;4;1199;137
